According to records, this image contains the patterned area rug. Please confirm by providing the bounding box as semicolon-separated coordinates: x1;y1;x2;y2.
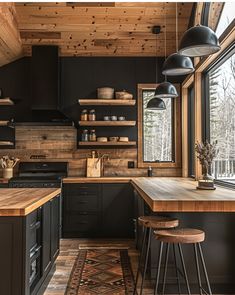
65;248;135;295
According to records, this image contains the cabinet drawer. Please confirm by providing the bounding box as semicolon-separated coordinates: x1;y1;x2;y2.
64;213;100;232
63;184;101;196
67;195;100;212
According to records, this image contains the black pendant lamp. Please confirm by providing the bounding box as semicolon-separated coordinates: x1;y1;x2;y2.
154;3;178;98
162;3;194;76
146;25;166;110
147;97;166;110
178;24;221;57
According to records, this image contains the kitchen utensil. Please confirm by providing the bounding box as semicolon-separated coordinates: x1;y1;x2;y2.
103;116;110;121
97;87;114;99
115;90;133;100
118;116;126;121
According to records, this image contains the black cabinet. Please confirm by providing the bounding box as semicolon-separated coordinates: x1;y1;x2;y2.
62;183;134;238
63;184;102;238
102;183;134;238
0;194;60;295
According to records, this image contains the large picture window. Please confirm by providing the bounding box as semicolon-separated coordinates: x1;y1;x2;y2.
137;84;181;168
205;50;235;184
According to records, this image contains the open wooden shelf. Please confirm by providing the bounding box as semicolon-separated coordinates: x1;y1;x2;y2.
78;141;136;146
79;121;136;126
0;121;14;128
0;98;14;105
78;99;136;106
0;141;14;146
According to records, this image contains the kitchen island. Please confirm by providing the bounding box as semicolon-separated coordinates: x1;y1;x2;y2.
0;188;61;295
63;177;235;293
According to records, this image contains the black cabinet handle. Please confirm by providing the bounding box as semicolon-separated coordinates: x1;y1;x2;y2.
78;201;88;204
30;245;41;259
30;221;41;230
77;221;88;225
80;186;89;189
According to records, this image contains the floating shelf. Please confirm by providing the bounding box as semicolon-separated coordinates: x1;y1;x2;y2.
79;121;136;126
0;120;9;126
78;99;136;106
0;98;14;105
78;141;136;146
0;141;14;146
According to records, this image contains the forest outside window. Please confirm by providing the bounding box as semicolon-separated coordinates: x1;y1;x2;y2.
137;84;181;168
205;50;235;185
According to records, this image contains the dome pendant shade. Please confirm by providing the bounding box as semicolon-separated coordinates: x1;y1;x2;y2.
178;25;220;57
147;97;166;110
154;82;178;98
162;53;195;76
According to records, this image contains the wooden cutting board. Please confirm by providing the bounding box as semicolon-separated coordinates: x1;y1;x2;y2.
86;158;101;177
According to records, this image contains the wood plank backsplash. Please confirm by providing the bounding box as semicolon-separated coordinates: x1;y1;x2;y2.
0;126;182;177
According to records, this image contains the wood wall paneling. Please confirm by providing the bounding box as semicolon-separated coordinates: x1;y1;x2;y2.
0;3;23;66
14;2;193;57
0;125;181;177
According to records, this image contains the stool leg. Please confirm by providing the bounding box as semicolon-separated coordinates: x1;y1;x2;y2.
173;244;181;295
178;244;191;295
139;228;152;295
198;243;213;295
193;243;203;295
162;243;170;294
154;241;164;295
133;226;147;295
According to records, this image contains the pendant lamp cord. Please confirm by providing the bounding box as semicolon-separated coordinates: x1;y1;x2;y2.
164;2;167;82
176;2;178;51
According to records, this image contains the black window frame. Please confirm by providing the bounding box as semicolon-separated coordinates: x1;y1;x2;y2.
188;84;195;178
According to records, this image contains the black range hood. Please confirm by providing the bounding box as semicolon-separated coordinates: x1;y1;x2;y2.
31;46;70;123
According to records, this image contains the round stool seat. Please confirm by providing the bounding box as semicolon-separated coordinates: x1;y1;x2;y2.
138;216;179;229
154;228;205;244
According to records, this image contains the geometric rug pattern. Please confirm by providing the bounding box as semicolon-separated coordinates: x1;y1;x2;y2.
65;249;135;295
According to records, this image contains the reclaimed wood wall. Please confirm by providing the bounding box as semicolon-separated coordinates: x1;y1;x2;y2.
0;125;182;177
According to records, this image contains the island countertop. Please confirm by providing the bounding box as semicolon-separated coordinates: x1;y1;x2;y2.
0;188;61;216
131;177;235;212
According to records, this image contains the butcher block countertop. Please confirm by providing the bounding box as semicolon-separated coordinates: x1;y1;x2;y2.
63;177;131;183
0;188;61;216
131;177;235;212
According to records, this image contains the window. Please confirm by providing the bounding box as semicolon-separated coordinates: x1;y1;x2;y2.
137;84;181;168
143;91;173;162
216;2;235;37
188;85;195;177
205;50;235;184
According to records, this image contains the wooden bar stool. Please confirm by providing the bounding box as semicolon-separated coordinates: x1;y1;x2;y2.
154;228;212;295
133;216;179;295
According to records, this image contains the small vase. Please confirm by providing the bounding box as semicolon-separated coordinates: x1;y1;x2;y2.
3;168;13;179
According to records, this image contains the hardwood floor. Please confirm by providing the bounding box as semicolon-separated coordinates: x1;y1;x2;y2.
44;239;225;295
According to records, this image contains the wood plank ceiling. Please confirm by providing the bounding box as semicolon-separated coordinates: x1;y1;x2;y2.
15;2;193;57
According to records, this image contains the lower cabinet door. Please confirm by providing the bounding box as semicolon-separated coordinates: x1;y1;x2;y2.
102;183;134;238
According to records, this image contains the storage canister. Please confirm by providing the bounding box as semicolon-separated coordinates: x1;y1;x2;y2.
81;109;88;121
89;109;96;121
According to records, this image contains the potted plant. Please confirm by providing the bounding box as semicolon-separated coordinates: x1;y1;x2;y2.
0;156;20;179
195;140;219;189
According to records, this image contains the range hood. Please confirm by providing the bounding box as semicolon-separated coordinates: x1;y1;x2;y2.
31;45;70;123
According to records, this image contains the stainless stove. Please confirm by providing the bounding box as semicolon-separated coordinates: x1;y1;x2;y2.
9;162;68;188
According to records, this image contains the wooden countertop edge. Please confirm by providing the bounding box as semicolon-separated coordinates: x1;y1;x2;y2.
63;177;131;183
0;188;61;216
131;181;155;210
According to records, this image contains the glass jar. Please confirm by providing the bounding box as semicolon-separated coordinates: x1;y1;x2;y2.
89;109;96;121
81;129;89;141
89;129;96;142
81;109;88;121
